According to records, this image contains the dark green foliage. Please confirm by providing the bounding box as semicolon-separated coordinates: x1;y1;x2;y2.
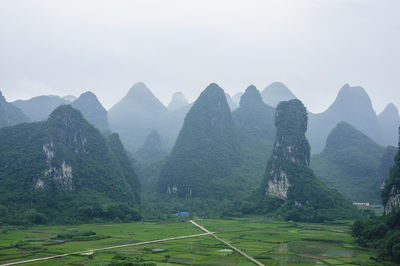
311;122;394;202
135;130;167;162
233;85;275;141
251;99;357;222
382;137;400;211
377;146;398;185
0;91;29;127
157;83;241;198
0;105;140;225
71;91;109;132
352;211;400;263
231;85;275;190
352;130;400;263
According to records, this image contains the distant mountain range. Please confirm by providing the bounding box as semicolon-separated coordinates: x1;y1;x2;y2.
71;91;109;133
108;82;188;153
168;92;189;111
311;121;396;202
8;81;398;155
0;91;29;127
12;95;73;121
11;92;110;133
308;84;383;153
261;82;297;107
2;81;398;209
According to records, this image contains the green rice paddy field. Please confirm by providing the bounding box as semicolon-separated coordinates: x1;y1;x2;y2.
0;218;391;265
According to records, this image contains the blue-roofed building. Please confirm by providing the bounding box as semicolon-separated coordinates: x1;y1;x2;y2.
175;211;189;216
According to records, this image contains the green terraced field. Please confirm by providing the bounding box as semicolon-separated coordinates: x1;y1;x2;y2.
0;218;391;265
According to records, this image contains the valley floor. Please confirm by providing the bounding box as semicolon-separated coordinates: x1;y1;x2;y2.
0;218;390;265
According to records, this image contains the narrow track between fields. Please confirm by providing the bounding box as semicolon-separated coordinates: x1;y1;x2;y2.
189;220;265;266
1;231;213;266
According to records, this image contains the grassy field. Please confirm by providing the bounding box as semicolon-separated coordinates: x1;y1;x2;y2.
0;218;390;265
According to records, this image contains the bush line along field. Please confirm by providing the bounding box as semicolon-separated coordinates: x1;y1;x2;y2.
0;218;391;266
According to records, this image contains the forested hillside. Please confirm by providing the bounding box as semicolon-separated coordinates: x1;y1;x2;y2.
0;105;140;225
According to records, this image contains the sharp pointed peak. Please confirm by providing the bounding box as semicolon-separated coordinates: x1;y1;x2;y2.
127;82;153;96
206;82;223;91
263;82;291;92
168;91;189;110
239;85;264;107
333;84;373;107
199;83;225;98
379;102;399;119
261;82;297;107
80;91;96;97
382;103;398;113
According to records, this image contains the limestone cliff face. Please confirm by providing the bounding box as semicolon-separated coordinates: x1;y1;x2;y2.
257;99;355;222
267;170;290;200
382;127;400;214
263;99;309;200
0;104;141;223
385;187;400;214
35;140;74;191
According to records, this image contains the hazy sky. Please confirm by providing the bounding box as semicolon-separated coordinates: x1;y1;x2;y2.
0;0;399;113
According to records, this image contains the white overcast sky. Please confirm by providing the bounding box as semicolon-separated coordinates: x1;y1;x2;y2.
0;0;399;113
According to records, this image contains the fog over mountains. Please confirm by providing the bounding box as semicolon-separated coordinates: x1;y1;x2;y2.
3;81;399;155
0;79;399;228
0;91;29;127
0;81;398;212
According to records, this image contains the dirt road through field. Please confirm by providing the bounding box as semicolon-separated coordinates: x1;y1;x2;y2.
1;231;213;266
189;220;265;266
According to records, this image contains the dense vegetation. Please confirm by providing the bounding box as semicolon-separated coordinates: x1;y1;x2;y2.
157;83;241;198
0;91;29;128
311;121;395;202
0;105;140;225
136;86;275;218
247;100;358;222
230;85;275;191
352;130;400;263
135;130;167;162
352;211;400;263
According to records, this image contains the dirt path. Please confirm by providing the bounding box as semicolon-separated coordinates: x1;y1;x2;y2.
1;232;213;266
189;220;265;266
